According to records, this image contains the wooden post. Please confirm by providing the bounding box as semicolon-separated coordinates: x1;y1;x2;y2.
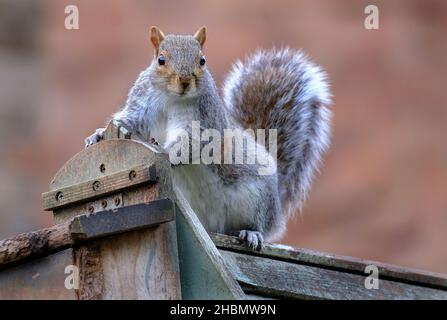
41;121;182;299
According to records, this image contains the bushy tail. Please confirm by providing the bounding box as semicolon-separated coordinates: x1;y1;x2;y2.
223;48;332;217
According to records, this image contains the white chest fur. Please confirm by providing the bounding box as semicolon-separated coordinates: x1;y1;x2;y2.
147;97;260;234
148;97;196;148
171;164;261;234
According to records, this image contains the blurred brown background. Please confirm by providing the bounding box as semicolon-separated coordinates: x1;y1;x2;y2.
0;0;446;273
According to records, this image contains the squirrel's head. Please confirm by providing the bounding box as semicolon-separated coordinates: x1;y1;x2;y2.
150;26;207;98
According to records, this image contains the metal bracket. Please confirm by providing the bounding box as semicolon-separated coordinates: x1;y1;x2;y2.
84;193;123;215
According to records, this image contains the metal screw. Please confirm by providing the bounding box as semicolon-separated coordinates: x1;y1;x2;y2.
114;197;121;206
55;192;63;201
92;181;101;191
129;170;137;180
87;206;94;214
99;164;106;173
101;200;108;209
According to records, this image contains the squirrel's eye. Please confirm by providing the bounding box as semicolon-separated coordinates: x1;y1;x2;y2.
200;56;206;66
158;54;166;66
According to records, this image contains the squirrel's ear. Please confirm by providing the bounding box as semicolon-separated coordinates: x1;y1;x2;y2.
150;26;165;52
193;26;206;47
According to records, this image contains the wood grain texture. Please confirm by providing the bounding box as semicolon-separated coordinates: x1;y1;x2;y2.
103;119;132;140
221;250;447;300
47;138;166;224
70;199;175;241
72;200;180;300
74;243;104;300
93;224;181;300
211;233;447;290
0;221;73;269
42;164;156;211
49;139;157;190
73;228;181;300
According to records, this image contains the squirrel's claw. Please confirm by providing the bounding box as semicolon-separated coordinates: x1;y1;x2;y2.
84;128;105;148
238;230;264;251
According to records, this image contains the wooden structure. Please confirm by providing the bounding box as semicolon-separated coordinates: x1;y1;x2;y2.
0;121;446;299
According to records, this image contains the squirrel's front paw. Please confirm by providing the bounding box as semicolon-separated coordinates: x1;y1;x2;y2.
238;230;264;251
84;128;105;148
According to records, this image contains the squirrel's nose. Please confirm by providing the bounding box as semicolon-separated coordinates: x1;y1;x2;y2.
179;77;191;91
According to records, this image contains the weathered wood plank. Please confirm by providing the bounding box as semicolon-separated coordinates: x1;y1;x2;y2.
0;200;175;269
52;193;124;224
0;249;77;300
87;225;181;299
47;138;167;225
42;164;157;211
70;199;175;240
220;250;447;300
73;243;104;299
102;119;132;140
211;233;447;290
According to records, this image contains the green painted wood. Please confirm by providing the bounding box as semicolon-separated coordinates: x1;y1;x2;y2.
174;185;245;300
220;250;447;300
211;233;447;290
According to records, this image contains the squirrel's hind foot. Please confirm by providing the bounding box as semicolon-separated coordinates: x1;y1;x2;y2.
238;230;264;251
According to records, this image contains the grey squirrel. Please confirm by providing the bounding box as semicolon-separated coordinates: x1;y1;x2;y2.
85;26;332;250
